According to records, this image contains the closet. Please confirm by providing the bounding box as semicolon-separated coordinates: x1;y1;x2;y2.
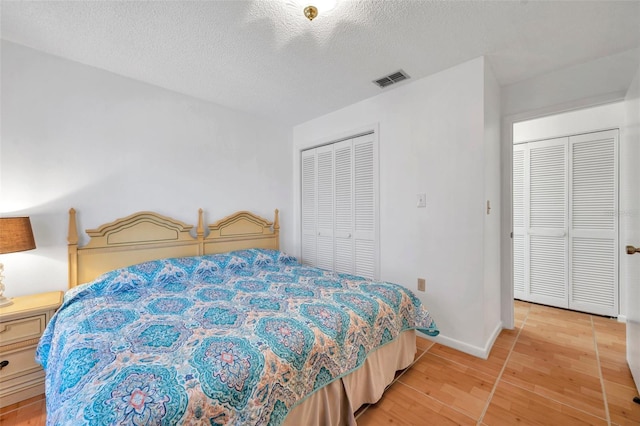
301;133;378;279
513;129;618;316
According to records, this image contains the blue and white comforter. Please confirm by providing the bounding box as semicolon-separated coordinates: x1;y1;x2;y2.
37;249;438;425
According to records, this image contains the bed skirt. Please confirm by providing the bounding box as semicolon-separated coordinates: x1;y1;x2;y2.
283;330;417;425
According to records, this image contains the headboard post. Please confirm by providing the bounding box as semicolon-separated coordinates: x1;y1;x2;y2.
197;208;205;255
274;209;280;250
68;208;79;288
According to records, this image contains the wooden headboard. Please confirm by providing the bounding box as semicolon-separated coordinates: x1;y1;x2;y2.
68;208;279;288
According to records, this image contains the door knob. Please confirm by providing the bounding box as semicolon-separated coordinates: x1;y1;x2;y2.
626;245;640;255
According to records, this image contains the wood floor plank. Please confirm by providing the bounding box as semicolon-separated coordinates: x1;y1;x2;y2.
357;381;476;426
416;336;434;353
0;395;45;415
492;328;519;350
528;303;593;326
428;339;510;378
593;316;635;389
592;315;625;334
483;381;608;426
413;335;434;363
502;327;607;418
398;353;495;420
599;357;638;389
523;316;595;351
0;397;46;426
604;379;640;425
514;300;531;329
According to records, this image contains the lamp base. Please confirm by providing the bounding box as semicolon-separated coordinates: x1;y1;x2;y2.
0;262;13;307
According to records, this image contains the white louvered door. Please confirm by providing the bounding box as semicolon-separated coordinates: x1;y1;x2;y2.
301;150;317;266
513;130;619;316
316;145;335;270
334;140;354;274
569;130;618;316
513;144;528;299
528;138;568;308
300;133;378;279
353;134;377;279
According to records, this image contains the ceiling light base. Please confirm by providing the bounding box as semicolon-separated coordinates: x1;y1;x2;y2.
304;5;318;21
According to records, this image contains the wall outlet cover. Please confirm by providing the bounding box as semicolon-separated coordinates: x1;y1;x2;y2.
417;278;426;291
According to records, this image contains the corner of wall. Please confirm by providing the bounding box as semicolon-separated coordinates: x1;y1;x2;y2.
483;57;503;343
423;320;503;360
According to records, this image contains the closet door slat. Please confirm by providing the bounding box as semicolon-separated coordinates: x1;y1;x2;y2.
569;130;618;316
353;134;377;279
526;138;568;308
334;140;354;274
513;145;528;299
316;146;334;271
301;150;317;266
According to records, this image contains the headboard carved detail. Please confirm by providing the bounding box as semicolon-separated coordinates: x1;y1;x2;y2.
68;208;280;288
84;211;193;247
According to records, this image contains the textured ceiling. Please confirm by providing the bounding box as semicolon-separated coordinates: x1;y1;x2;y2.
2;0;639;125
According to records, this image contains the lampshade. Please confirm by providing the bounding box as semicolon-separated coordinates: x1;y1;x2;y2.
0;217;36;254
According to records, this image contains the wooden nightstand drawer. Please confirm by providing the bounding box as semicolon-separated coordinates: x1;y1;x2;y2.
0;315;46;347
0;344;41;383
0;291;63;408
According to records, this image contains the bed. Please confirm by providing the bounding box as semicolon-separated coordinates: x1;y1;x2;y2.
37;208;438;425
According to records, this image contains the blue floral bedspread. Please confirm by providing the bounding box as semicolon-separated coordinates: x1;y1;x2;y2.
37;249;438;425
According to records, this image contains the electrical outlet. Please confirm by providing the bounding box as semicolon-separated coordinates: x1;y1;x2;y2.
417;278;426;292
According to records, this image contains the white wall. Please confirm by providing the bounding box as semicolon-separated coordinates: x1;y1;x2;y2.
0;41;293;297
622;65;640;392
483;60;502;343
502;48;639;117
293;57;502;356
513;102;625;143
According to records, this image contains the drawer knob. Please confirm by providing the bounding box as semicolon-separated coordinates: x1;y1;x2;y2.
0;360;8;370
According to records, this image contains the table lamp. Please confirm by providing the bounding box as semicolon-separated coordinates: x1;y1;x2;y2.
0;217;36;307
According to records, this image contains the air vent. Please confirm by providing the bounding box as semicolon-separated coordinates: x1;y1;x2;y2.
373;70;410;88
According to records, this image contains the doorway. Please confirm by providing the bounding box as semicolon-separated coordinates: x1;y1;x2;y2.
511;102;625;318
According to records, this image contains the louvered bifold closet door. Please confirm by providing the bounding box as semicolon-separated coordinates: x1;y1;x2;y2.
334;140;354;274
353;134;378;279
528;138;568;308
316;145;335;271
569;130;618;316
513;144;528;299
301;150;317;266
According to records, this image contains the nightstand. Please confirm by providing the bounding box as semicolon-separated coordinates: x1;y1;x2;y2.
0;291;63;408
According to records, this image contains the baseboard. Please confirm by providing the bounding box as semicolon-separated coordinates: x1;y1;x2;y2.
617;314;627;323
417;321;503;360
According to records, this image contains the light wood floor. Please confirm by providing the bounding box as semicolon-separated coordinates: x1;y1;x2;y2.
356;300;640;425
1;301;638;425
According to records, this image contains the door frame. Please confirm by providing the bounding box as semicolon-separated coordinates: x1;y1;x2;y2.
500;93;625;329
293;123;379;262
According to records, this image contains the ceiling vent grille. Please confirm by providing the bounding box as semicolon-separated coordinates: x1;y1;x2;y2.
373;70;410;88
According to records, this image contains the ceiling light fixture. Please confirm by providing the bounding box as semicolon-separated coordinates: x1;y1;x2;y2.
302;0;337;21
304;5;318;20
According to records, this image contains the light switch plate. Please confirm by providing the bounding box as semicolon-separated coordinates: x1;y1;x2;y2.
417;193;426;208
